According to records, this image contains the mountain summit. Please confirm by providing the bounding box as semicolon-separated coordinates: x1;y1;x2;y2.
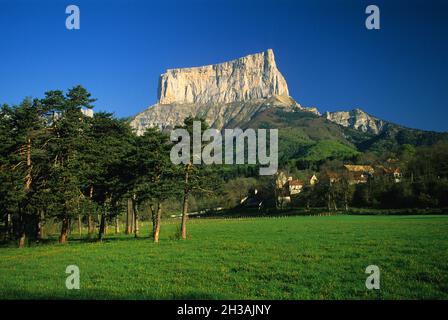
157;49;289;105
131;49;302;135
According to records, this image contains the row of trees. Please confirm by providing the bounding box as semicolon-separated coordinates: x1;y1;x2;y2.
0;86;216;247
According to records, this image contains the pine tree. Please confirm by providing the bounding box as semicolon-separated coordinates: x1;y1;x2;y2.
127;128;177;242
43;86;95;243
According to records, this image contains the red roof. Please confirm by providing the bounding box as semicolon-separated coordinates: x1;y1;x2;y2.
288;180;304;186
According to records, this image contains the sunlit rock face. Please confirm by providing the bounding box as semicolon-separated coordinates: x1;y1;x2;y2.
131;49;298;134
157;49;289;105
324;108;385;134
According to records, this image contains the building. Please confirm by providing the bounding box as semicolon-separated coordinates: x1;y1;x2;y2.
287;179;304;195
308;174;318;186
381;167;402;183
81;108;94;118
274;172;305;207
343;165;374;184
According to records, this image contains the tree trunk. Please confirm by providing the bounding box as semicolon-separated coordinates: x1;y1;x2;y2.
344;192;349;212
130;203;134;234
154;203;162;243
18;232;26;248
134;214;139;238
18;138;32;247
98;214;106;241
77;214;82;237
6;213;11;240
133;198;139;238
87;186;94;236
180;163;192;240
181;192;189;240
59;217;70;244
150;204;156;238
115;216;120;234
126;198;132;234
87;214;94;237
18;212;26;248
25;138;32;190
36;210;44;241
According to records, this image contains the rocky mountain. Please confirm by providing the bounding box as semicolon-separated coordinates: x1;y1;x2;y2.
130;49;382;135
324;108;386;134
158;48;289;105
131;49;312;135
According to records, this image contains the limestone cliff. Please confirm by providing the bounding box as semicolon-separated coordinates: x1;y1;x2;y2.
157;49;289;105
324;108;385;134
131;49;299;134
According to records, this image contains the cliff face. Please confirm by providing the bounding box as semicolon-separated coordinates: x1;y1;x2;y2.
324;108;385;134
131;49;297;134
157;49;289;105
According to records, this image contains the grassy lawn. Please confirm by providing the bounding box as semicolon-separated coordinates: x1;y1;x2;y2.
0;215;447;299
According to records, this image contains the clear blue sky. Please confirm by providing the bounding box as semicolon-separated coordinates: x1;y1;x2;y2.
0;0;447;131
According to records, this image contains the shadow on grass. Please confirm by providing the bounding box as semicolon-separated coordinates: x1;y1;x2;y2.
0;234;156;248
0;288;226;300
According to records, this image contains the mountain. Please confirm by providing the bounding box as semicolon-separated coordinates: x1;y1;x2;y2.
324;108;386;134
131;49;318;135
158;48;288;105
130;49;448;162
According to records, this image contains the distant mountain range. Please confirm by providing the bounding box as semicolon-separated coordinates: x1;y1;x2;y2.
130;49;448;162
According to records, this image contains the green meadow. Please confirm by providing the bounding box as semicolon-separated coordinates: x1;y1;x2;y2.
0;215;447;299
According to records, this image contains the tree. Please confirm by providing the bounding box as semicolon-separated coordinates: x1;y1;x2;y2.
81;112;134;241
42;86;95;243
0;99;49;247
173;117;221;240
124;127;177;242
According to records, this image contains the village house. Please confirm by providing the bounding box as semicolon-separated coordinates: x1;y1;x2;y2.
343;165;374;184
381;167;402;183
308;174;318;186
287;178;304;195
274;172;307;206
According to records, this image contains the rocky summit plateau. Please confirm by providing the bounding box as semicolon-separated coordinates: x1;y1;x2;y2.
130;49;387;135
158;48;289;105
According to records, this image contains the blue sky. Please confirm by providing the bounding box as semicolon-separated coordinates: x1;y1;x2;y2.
0;0;447;131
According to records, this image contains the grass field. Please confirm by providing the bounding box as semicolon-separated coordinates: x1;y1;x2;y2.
0;215;447;299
